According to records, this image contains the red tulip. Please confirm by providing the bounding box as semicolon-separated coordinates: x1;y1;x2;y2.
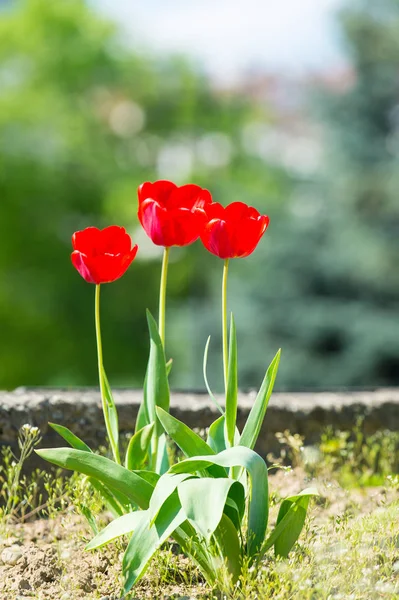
201;201;269;259
71;226;138;284
138;180;212;247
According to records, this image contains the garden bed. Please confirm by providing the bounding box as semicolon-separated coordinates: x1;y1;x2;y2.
1;444;398;599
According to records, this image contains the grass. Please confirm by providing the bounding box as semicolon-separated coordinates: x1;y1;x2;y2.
0;424;398;599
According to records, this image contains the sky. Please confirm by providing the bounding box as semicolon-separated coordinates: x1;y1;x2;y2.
95;0;346;83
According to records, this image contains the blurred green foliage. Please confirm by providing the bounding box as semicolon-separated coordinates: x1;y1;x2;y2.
0;0;398;391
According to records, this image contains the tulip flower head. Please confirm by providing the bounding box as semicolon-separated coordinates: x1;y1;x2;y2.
201;201;269;259
71;226;138;284
138;180;212;247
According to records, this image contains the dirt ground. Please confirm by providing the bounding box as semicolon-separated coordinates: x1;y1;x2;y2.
0;468;396;600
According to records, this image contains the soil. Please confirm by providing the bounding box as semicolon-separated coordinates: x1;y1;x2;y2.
0;468;396;600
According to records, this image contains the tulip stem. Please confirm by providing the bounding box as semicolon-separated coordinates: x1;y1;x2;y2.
159;247;170;347
95;284;121;464
222;258;230;393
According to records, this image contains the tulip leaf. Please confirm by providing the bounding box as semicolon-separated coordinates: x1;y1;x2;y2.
156;407;226;478
145;310;170;439
203;336;224;414
36;448;153;509
101;366;121;464
213;513;242;583
169;445;269;556
225;314;238;448
125;423;154;471
177;477;244;542
239;349;281;450
48;422;92;453
207;415;227;454
86;510;147;550
274;488;318;558
166;358;173;376
149;472;192;525
122;493;186;593
135;392;149;433
155;433;169;475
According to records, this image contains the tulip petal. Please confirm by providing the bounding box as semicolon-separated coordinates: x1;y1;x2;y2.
138;180;177;209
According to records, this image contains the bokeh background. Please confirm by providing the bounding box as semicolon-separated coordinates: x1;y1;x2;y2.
1;0;399;392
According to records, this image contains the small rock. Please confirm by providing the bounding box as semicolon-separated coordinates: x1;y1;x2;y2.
60;594;71;600
1;546;23;566
18;578;31;591
99;596;110;600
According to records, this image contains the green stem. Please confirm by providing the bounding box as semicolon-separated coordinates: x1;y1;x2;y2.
159;247;170;347
222;258;229;393
95;284;120;464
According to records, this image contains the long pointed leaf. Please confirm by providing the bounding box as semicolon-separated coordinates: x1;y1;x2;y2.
102;367;121;464
36;448;153;508
145;310;170;438
225;314;238;447
125;423;154;471
149;472;192;525
49;423;92;453
169;446;269;556
156;407;226;478
239;349;281;450
122;494;185;593
86;510;146;550
177;477;243;542
274;488;318;558
213;513;242;584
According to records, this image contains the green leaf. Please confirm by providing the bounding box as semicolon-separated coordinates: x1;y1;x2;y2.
177;477;244;542
203;336;224;414
274;488;318;558
48;422;92;453
239;349;281;450
145;310;170;438
225;314;238;448
155;433;169;474
213;513;242;584
36;448;153;509
149;472;192;525
135;395;149;433
86;510;146;550
123;493;185;593
125;423;154;471
169;446;269;556
102;366;121;464
166;358;173;376
207;415;227;454
156;407;226;478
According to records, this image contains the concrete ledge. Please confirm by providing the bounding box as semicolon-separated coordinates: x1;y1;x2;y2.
1;387;399;458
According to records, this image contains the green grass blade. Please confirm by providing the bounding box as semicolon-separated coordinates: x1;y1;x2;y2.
239;349;281;450
36;448;153;508
86;510;146;550
48;422;92;453
125;423;154;471
225;314;238;447
87;477;125;518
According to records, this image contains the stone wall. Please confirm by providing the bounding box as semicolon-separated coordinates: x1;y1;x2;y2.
1;387;399;459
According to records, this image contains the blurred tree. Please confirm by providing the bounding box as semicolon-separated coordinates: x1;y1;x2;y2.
176;0;399;391
0;0;284;388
